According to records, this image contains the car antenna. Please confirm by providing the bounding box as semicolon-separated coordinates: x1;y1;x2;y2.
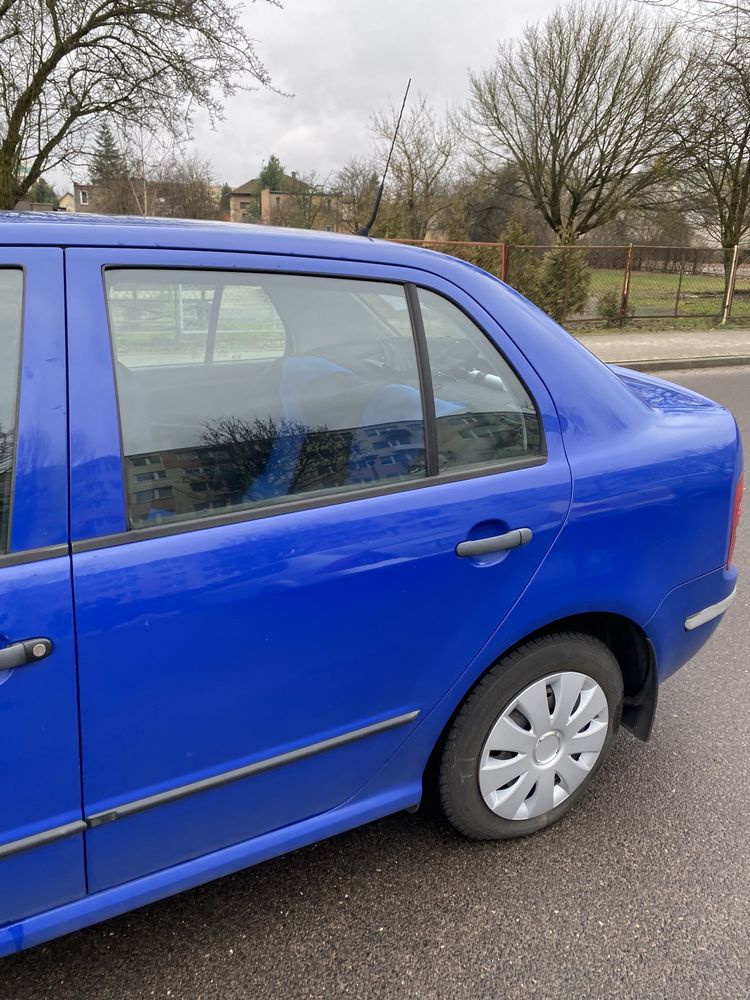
357;78;412;237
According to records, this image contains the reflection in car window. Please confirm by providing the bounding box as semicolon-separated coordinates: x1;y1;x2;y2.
0;269;23;553
107;274;286;366
106;271;427;528
418;289;542;473
214;284;286;361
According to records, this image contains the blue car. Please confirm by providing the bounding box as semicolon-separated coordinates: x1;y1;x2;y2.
0;214;742;955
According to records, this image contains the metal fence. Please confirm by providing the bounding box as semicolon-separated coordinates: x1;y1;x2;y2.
393;240;748;326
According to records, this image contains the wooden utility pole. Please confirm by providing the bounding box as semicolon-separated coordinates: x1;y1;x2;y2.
721;245;739;325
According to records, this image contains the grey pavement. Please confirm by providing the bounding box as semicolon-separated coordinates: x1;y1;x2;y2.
577;327;750;368
1;370;748;1000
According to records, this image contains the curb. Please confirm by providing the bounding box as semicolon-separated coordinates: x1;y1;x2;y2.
607;355;750;372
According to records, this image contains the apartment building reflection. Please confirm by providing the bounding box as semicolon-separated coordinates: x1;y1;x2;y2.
125;409;534;528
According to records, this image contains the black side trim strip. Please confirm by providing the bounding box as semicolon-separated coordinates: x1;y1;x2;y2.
0;543;69;569
0;820;86;861
405;283;439;477
87;710;421;828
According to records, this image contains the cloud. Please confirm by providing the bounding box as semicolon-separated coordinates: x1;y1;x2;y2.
192;0;557;185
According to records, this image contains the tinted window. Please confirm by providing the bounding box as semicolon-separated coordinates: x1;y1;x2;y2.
418;289;542;472
107;271;426;528
0;269;23;553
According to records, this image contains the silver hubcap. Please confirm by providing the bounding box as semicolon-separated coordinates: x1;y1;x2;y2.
478;671;609;821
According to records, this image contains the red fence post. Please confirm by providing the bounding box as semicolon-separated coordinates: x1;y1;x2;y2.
620;243;633;327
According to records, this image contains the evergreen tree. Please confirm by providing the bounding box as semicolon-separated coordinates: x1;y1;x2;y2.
90;123;127;186
258;154;285;190
537;247;591;323
502;217;542;302
219;182;232;215
27;177;58;205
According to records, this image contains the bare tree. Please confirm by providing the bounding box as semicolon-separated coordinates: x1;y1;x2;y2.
0;423;11;547
86;125;218;219
286;171;328;229
464;1;695;244
159;153;218;221
442;162;549;243
682;57;750;284
335;157;380;234
641;3;750;285
639;1;750;45
371;95;456;240
0;425;10;481
119;129;175;217
196;415;352;501
270;171;338;230
0;0;277;210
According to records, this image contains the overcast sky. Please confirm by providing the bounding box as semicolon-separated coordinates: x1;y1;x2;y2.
60;0;559;192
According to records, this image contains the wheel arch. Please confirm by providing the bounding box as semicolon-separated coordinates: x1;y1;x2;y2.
424;611;657;789
512;612;658;741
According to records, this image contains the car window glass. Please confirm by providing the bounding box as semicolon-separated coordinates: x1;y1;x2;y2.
0;269;24;553
418;288;543;473
214;284;285;361
106;271;426;528
108;273;215;366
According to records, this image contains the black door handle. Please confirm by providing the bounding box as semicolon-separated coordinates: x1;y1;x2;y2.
456;528;533;558
0;638;53;670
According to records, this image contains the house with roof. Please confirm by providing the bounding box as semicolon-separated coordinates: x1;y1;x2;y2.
229;173;341;232
228;178;262;223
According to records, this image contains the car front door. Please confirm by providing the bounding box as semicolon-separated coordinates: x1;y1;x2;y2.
0;249;85;927
66;248;571;891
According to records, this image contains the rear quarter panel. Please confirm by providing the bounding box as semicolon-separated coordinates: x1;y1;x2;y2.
414;260;740;615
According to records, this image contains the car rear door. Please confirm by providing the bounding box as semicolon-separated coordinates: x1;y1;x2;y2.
66;247;572;891
0;248;85;927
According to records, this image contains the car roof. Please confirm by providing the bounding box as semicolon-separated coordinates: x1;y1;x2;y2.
0;211;455;272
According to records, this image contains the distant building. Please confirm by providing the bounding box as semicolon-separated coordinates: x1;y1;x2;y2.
68;180;221;219
72;182;106;213
229;178;262;223
13;200;60;213
58;192;75;212
229;173;340;232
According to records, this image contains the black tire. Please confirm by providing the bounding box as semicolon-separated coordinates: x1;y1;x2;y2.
439;632;623;840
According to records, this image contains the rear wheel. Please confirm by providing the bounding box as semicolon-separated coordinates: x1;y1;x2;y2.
439;633;623;840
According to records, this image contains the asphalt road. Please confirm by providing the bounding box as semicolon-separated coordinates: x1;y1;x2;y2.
2;368;749;1000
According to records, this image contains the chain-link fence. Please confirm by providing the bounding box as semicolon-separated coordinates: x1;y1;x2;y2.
629;246;736;321
732;245;750;321
394;240;748;326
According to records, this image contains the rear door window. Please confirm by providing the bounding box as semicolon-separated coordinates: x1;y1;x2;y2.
0;269;24;552
418;288;543;473
106;271;427;528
